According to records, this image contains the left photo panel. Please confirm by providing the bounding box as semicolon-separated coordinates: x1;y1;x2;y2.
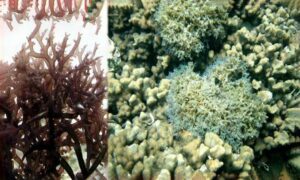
0;0;109;179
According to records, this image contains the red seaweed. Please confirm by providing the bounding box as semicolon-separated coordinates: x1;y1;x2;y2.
3;0;92;20
0;22;107;179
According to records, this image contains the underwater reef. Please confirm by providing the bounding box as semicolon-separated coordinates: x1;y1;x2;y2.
108;0;300;179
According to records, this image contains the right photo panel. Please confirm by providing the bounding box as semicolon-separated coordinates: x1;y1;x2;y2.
108;0;300;179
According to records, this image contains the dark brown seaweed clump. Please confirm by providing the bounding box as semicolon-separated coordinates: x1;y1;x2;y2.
0;24;107;179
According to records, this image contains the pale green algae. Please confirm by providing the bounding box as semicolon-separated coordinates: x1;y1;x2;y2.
154;0;230;60
167;57;267;151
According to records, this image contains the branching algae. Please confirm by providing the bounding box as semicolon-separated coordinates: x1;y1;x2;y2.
0;24;107;179
155;0;230;60
167;58;267;151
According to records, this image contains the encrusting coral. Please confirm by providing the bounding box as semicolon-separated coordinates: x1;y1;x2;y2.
0;23;107;179
154;0;230;61
167;57;267;151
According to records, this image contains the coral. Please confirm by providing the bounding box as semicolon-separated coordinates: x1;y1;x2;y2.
109;0;133;8
220;4;300;152
108;120;255;179
281;108;300;132
108;0;171;125
109;5;134;32
287;147;300;177
0;24;107;179
129;0;160;30
108;62;170;124
154;0;229;60
228;0;269;18
109;0;159;32
108;20;169;125
167;57;266;151
140;0;160;11
243;0;268;15
112;32;159;62
273;0;300;19
109;0;161;63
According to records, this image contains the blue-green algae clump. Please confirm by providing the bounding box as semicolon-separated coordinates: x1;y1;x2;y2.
167;57;267;151
155;0;229;60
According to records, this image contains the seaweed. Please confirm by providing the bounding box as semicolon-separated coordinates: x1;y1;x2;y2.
167;58;267;151
0;23;107;179
1;0;96;25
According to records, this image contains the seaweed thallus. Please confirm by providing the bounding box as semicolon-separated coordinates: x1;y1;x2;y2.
0;24;107;179
154;0;231;61
167;58;267;151
0;0;102;22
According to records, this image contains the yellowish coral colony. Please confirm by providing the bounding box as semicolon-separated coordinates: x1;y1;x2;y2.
108;0;300;179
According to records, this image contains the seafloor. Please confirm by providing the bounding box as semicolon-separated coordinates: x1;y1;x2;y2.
108;0;300;179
